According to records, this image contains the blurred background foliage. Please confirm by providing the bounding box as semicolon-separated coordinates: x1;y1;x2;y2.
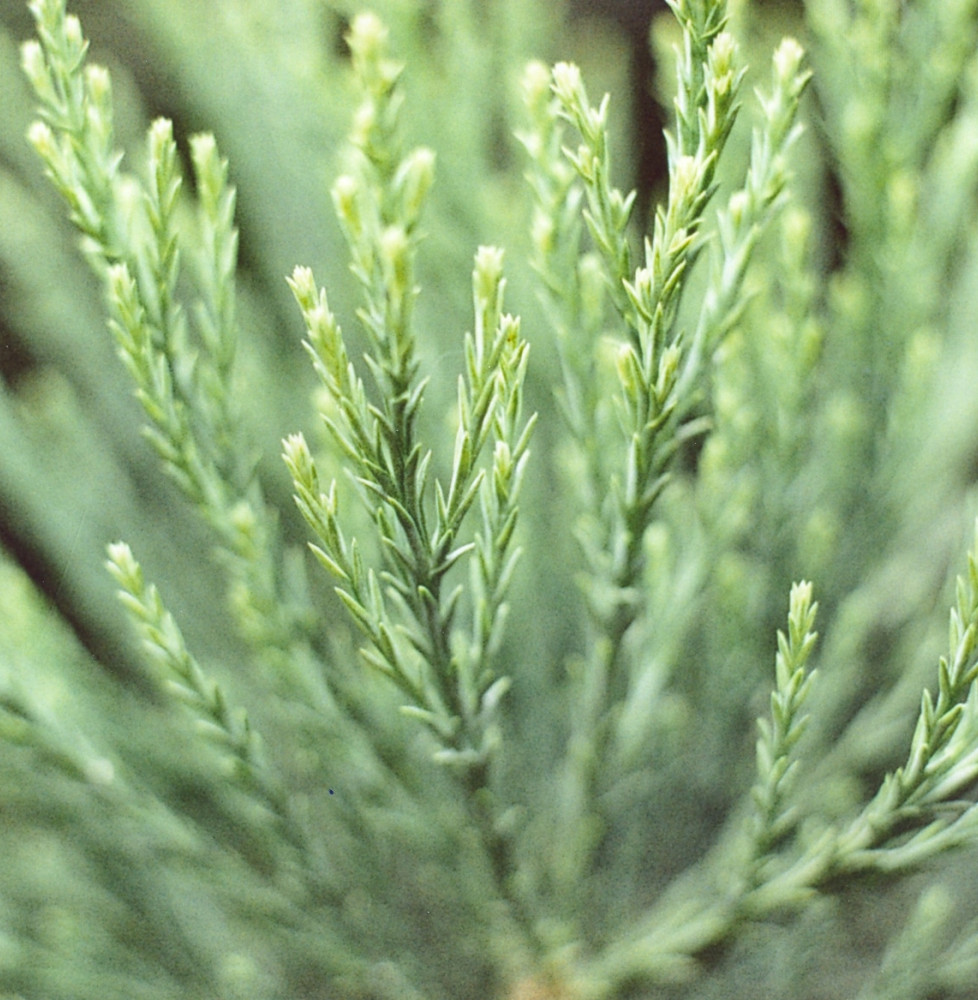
5;0;978;998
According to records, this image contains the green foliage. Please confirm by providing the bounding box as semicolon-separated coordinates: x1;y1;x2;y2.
6;0;978;998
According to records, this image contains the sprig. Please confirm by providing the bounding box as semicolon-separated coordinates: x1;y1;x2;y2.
520;3;815;961
549;60;637;317
578;547;978;996
189;132;244;481
833;521;978;871
734;524;978;915
23;0;314;680
738;528;978;929
519;60;608;585
685;37;812;384
283;12;538;964
544;5;747;650
284;254;532;764
105;543;271;802
285;14;532;771
666;0;733;155
533;0;779;914
21;0;121;259
750;581;819;862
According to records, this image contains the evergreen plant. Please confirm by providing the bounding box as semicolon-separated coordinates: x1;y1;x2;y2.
4;0;978;997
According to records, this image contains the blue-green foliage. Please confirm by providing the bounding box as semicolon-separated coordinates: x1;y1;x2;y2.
4;1;978;998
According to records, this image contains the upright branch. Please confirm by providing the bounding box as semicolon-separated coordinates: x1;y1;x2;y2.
545;3;747;676
587;521;978;996
104;542;308;869
22;0;313;683
749;581;819;868
283;12;537;962
833;521;978;871
534;0;751;911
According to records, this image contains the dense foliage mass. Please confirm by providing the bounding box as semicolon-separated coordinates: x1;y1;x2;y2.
4;1;978;998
